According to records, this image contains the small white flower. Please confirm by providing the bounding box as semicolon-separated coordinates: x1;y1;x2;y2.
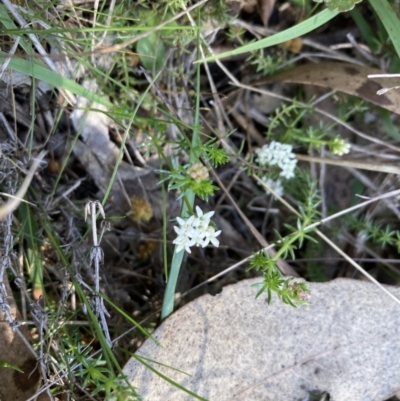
195;205;214;225
176;215;195;230
192;229;207;247
173;206;221;254
201;226;221;248
260;177;284;197
255;141;297;180
173;235;195;254
173;224;194;238
279;158;297;179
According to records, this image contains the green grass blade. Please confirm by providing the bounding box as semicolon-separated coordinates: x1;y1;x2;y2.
349;7;379;51
123;353;191;376
129;353;209;401
18;202;43;299
368;0;400;60
0;5;31;54
197;8;339;63
161;245;185;319
102;293;158;345
0;51;113;108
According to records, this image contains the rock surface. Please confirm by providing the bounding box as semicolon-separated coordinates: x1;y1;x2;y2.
122;278;400;401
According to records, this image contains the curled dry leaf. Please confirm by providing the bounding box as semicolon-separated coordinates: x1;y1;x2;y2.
120;278;400;401
263;61;400;115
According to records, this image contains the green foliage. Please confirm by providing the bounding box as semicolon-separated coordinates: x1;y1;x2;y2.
297;178;322;224
248;51;287;76
137;33;166;71
264;102;351;157
159;0;190;13
250;256;311;306
248;178;321;306
65;343;134;399
226;26;246;44
134;8;190;70
250;249;273;271
198;139;230;167
161;164;218;201
348;217;400;251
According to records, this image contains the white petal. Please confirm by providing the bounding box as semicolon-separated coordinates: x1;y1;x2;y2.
176;216;185;226
192;217;202;228
191;232;205;247
173;235;185;245
186;237;197;247
201;238;210;248
185;227;196;237
199;212;214;229
195;205;203;217
210;237;220;247
186;215;195;226
203;210;215;220
173;225;182;234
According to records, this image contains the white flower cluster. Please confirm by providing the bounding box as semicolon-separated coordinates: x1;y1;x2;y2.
261;176;284;197
255;141;297;179
329;137;351;156
173;206;221;254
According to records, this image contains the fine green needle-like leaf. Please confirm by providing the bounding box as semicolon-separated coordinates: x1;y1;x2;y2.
197;8;339;63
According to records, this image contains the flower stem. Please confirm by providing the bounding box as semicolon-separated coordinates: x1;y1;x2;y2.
161;13;202;319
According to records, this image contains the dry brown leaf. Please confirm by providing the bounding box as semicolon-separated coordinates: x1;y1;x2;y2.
264;61;400;114
121;278;400;401
257;0;275;26
0;275;49;401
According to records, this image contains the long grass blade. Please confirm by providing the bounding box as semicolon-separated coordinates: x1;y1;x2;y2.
368;0;400;60
0;51;113;108
129;353;209;401
197;8;339;63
